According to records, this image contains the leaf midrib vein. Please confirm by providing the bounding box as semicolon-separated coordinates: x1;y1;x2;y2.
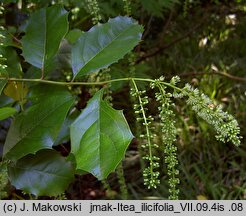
14;165;71;179
42;8;47;70
76;22;137;76
10;96;72;151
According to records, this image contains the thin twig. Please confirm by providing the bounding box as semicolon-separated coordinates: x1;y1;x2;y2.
0;76;182;91
177;71;246;82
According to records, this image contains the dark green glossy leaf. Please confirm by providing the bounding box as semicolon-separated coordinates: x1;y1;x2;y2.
70;89;134;180
0;47;22;77
72;16;143;79
21;5;68;71
0;107;17;121
8;149;75;196
3;85;75;160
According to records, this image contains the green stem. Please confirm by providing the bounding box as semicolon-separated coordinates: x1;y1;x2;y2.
19;82;24;111
156;81;179;199
131;79;154;183
41;67;44;80
0;77;182;91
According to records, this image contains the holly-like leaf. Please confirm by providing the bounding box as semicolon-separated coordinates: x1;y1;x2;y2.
8;149;75;196
0;107;17;121
21;5;68;72
72;16;143;79
70;89;134;180
3;85;75;160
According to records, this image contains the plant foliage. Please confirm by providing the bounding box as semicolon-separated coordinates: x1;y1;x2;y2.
21;5;69;77
3;85;75;160
8;150;75;196
72;16;143;79
0;1;244;199
71;89;134;180
0;4;140;196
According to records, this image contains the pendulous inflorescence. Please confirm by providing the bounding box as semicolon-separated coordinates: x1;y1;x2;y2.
0;6;7;73
151;76;180;199
123;0;132;16
86;0;102;25
181;83;241;146
130;79;160;189
0;161;8;199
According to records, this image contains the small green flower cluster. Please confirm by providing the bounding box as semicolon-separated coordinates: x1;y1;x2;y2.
123;0;131;16
0;5;7;74
0;162;8;199
99;69;113;103
86;0;102;25
70;7;80;21
0;5;3;17
182;83;241;146
0;7;8;198
183;0;190;17
151;76;180;200
116;163;128;199
55;193;67;200
130;79;160;189
87;69;113;103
